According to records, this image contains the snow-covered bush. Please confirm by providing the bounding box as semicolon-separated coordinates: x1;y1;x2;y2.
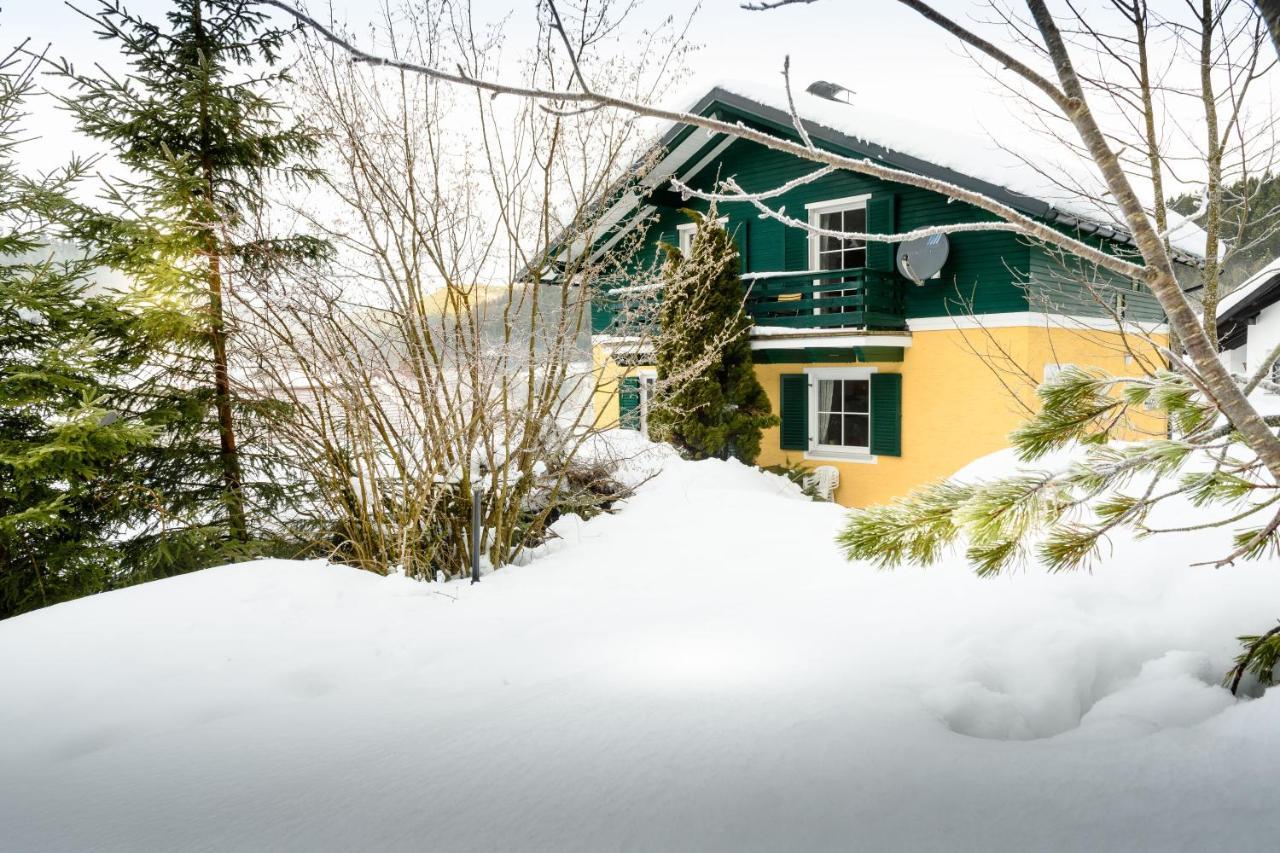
232;3;693;580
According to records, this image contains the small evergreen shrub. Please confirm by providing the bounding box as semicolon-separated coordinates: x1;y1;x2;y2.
648;210;776;464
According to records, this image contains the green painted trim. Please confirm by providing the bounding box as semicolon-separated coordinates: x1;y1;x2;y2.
752;346;905;364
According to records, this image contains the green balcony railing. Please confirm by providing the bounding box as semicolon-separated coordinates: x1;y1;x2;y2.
743;268;906;330
590;268;907;336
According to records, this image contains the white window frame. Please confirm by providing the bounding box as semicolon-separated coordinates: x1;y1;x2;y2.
676;216;729;258
806;194;872;269
806;195;872;319
637;368;658;438
804;366;878;463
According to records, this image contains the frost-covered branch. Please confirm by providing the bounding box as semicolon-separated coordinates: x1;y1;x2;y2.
672;174;1027;245
256;0;1149;284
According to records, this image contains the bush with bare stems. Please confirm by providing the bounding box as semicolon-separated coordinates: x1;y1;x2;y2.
234;1;744;580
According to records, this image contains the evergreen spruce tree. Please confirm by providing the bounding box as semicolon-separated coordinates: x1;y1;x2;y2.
649;211;776;464
54;0;329;562
0;50;157;616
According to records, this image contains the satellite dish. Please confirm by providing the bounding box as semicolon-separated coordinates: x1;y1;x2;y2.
896;233;949;284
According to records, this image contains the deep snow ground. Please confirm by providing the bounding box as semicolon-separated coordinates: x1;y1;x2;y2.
4;443;1280;852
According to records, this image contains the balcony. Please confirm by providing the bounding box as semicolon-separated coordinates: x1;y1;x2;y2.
590;268;907;338
743;268;906;330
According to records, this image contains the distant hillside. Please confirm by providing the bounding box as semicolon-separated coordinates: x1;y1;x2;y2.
1171;173;1280;293
12;237;132;296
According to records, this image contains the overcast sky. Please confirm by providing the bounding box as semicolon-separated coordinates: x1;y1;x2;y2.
6;0;1028;175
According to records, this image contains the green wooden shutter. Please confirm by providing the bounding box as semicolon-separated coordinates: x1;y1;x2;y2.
618;376;641;430
784;221;807;270
866;194;897;272
779;373;809;451
869;372;902;456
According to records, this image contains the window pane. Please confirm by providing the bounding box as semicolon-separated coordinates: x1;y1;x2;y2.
819;411;842;445
818;379;840;413
844;380;869;413
844;207;866;236
845;414;869;448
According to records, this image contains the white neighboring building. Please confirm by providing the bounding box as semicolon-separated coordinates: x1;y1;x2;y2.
1218;257;1280;380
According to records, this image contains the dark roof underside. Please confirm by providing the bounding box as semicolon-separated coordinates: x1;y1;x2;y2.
1218;270;1280;351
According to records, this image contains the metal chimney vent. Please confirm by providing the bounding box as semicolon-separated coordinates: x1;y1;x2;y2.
806;80;854;104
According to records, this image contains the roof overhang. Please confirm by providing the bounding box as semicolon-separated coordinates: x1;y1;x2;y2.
559;86;1204;273
1218;267;1280;351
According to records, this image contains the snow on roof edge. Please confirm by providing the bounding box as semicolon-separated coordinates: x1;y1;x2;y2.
662;78;1210;263
1216;255;1280;318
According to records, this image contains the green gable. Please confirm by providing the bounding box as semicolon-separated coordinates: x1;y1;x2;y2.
579;89;1200;336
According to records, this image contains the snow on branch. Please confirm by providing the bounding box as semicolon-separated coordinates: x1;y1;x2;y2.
255;0;1146;284
672;175;1025;244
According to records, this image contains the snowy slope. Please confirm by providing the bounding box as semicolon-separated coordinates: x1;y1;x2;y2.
4;443;1280;851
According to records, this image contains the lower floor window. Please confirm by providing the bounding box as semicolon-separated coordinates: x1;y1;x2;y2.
816;377;869;451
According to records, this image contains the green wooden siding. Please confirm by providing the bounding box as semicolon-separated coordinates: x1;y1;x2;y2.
730;218;750;273
589;105;1035;335
869;373;902;457
1024;241;1162;323
588;101;1197;335
779;373;809;451
618;376;641;430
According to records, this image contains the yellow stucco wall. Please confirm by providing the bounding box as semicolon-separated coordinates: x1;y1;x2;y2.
591;345;632;430
595;325;1166;508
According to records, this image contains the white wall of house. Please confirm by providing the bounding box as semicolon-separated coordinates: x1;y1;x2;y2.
1224;301;1280;381
1223;341;1247;376
1246;305;1280;380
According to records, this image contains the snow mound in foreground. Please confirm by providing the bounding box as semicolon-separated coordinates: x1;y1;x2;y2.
4;445;1280;851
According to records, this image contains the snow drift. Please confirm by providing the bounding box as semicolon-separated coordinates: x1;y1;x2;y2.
3;442;1280;851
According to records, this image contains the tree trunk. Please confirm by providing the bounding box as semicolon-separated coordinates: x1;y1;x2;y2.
1258;0;1280;56
1199;0;1224;348
205;222;248;541
194;0;247;541
1024;0;1280;480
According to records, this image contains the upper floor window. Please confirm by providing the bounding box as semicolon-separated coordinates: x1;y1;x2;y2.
808;196;868;272
676;217;728;258
807;195;869;320
677;222;696;258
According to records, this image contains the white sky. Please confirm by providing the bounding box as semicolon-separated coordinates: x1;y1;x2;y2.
7;0;1031;176
6;0;1274;265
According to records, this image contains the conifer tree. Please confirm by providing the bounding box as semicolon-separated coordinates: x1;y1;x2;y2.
54;0;329;551
649;211;776;464
0;49;157;616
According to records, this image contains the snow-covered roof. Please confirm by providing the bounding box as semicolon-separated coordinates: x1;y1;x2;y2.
695;79;1209;261
1217;255;1280;318
1215;255;1280;351
546;80;1211;275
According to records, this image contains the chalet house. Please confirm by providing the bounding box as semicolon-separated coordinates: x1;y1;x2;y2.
1218;258;1280;382
567;82;1202;507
